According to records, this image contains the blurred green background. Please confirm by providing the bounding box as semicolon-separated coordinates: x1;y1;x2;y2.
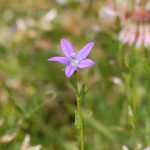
0;0;150;150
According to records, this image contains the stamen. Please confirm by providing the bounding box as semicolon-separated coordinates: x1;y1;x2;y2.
70;53;79;66
70;59;79;66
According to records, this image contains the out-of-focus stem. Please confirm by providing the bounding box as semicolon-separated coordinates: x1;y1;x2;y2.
74;73;85;150
124;50;137;150
128;50;137;150
130;76;136;150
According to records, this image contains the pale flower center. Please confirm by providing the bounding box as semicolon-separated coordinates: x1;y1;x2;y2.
70;53;79;67
70;59;79;66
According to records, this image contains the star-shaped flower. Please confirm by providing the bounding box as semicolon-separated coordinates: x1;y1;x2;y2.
48;39;95;78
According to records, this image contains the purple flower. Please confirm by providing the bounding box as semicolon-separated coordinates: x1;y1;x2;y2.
48;39;95;78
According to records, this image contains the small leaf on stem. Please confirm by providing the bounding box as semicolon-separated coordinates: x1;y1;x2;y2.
79;83;87;104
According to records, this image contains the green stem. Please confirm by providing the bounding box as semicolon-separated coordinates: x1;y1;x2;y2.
77;96;84;150
118;43;123;68
74;72;85;150
129;61;136;150
131;82;136;150
124;51;137;150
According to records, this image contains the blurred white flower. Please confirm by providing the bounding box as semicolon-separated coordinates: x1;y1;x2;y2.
122;144;150;150
56;0;67;5
38;9;57;31
122;145;129;150
41;9;57;22
20;134;41;150
99;3;118;28
110;77;122;85
100;4;118;19
16;18;27;32
0;132;17;143
144;146;150;150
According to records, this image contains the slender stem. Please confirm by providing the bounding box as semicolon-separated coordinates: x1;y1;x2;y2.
132;83;136;150
74;72;85;150
129;55;137;150
77;96;84;150
74;72;79;95
124;51;137;150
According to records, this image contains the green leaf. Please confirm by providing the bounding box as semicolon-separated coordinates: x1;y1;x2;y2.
79;83;87;104
69;74;77;90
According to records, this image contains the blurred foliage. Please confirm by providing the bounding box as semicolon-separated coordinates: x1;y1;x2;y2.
0;0;150;150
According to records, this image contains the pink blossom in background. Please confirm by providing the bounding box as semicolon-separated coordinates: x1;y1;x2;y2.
101;0;150;48
101;4;118;19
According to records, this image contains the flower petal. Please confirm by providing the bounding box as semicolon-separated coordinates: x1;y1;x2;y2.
48;56;68;64
77;59;95;68
60;39;74;57
76;42;94;60
65;65;77;78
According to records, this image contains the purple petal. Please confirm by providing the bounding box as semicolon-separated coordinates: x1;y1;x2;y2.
65;65;77;78
76;42;94;60
60;39;74;57
48;56;68;64
77;59;95;68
